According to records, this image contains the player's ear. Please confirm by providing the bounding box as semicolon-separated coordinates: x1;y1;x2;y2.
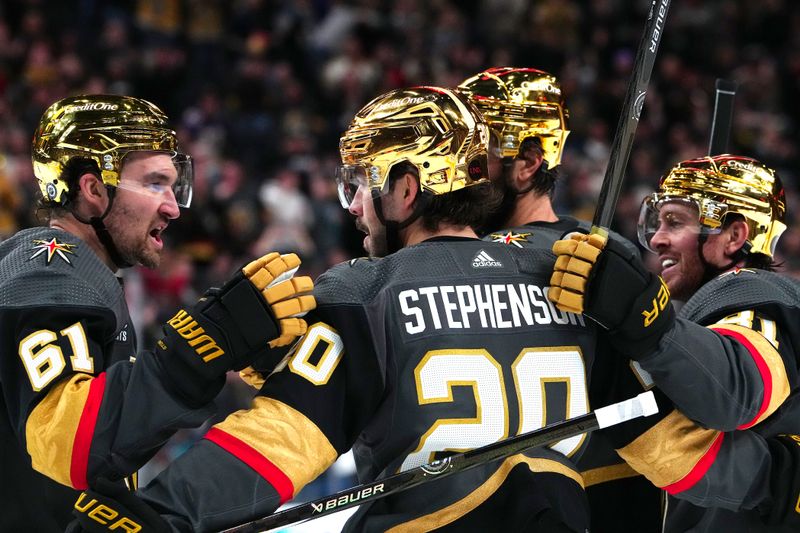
725;218;750;257
398;171;419;211
515;153;543;188
76;172;109;216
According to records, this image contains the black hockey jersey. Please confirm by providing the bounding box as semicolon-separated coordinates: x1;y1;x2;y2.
139;238;597;532
485;218;796;532
0;227;217;532
486;217;662;533
645;269;800;533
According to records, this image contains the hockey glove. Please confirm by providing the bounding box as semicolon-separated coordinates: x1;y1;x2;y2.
158;252;315;402
765;434;800;528
548;230;674;358
71;478;170;533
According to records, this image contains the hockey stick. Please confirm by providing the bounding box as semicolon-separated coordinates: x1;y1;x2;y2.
708;78;738;155
221;391;658;533
592;0;672;232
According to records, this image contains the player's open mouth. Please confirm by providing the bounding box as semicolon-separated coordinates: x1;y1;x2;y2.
149;225;167;246
660;257;677;274
355;220;369;236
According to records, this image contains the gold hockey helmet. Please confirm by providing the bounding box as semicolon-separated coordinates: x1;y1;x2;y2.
457;67;570;168
336;86;490;208
638;155;786;258
32;94;193;207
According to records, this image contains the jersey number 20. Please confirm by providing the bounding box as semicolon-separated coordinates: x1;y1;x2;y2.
401;348;588;471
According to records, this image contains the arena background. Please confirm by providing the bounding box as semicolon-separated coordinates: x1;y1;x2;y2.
2;0;799;530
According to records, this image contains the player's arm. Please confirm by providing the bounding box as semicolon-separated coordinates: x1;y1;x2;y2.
616;408;800;531
136;308;382;532
602;392;782;521
2;303;210;490
634;310;793;431
549;232;793;430
590;350;775;520
616;409;773;510
5;252;314;490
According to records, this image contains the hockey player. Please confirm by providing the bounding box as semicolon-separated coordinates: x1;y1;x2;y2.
459;67;662;532
550;154;800;531
463;68;800;532
0;95;315;532
71;86;599;532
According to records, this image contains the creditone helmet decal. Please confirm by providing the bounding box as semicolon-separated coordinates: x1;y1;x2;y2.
638;154;786;258
336;86;490;208
32;94;193;207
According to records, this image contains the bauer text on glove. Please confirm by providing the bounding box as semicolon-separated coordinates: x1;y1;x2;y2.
157;252;315;401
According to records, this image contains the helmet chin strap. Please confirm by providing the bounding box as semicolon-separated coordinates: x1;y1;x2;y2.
371;190;429;256
71;185;133;269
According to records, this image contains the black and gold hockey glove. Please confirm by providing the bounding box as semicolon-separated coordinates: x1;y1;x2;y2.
158;252;315;402
548;230;674;358
71;478;170;533
765;434;800;528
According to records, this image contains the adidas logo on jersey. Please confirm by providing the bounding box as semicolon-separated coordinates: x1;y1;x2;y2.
472;250;502;268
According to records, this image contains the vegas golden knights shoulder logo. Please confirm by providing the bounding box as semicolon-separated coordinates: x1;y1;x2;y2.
29;238;77;265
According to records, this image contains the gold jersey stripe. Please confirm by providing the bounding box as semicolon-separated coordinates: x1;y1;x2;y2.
213;396;337;495
707;323;790;428
386;455;584;533
581;462;640;487
616;409;720;488
25;373;92;487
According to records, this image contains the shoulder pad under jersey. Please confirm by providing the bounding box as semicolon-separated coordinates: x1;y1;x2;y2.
680;269;800;324
485;216;641;258
0;227;129;327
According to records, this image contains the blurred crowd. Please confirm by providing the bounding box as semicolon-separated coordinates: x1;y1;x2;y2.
3;0;800;502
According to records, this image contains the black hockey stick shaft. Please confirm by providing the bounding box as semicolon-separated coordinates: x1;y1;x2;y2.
222;391;658;533
592;0;671;230
708;79;738;155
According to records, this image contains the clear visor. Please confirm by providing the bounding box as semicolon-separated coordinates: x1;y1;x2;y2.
637;195;717;252
334;164;368;208
116;152;193;208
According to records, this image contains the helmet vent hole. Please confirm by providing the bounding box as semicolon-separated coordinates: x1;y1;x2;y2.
410;107;432;116
432;118;447;134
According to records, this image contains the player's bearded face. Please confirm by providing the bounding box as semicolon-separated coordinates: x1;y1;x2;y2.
105;153;181;268
648;202;708;301
350;185;389;257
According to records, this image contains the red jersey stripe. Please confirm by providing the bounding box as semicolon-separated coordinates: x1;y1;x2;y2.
70;372;106;489
205;427;295;503
712;327;774;429
663;432;724;495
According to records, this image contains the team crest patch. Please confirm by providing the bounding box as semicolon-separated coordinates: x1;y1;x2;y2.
488;231;531;248
720;267;757;278
29;238;77;265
